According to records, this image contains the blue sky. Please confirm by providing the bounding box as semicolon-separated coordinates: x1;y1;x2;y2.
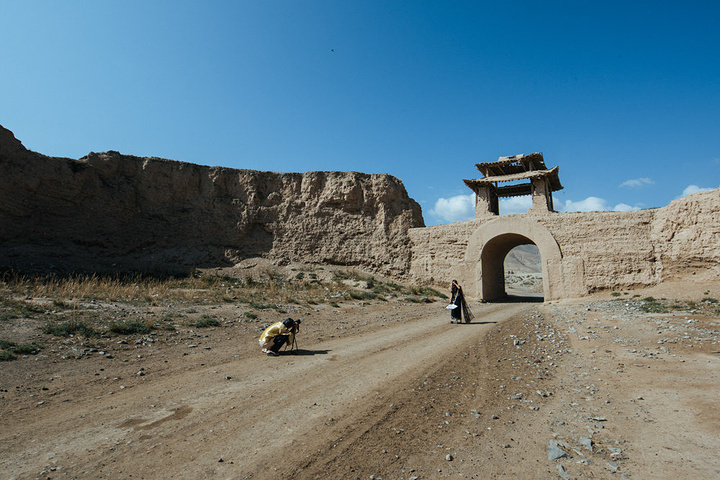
2;1;718;225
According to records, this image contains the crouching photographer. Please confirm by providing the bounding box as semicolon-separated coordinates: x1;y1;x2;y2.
258;318;301;356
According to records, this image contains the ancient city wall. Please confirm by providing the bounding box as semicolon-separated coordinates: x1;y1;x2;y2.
2;124;717;299
652;189;720;278
409;188;720;299
533;210;659;292
0;126;424;276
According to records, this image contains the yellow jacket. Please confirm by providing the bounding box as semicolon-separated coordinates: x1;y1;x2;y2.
260;321;295;345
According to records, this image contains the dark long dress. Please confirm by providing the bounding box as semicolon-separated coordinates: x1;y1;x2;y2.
450;284;474;324
451;286;463;322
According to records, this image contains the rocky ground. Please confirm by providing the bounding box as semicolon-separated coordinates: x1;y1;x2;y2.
1;276;719;479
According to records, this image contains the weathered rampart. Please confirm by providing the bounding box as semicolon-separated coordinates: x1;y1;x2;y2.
0;126;424;275
409;188;720;300
2;124;717;300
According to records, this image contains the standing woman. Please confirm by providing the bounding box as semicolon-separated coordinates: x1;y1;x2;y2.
450;280;474;324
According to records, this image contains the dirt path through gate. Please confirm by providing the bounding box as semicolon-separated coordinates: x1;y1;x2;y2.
2;290;719;479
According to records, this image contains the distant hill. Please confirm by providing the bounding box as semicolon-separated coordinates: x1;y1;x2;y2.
504;244;541;274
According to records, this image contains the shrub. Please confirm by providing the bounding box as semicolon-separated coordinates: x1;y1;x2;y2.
1;338;41;360
43;321;97;337
109;320;152;335
640;300;668;314
249;302;273;310
405;296;433;304
0;298;44;321
0;350;16;361
349;291;377;300
194;316;220;328
419;286;445;298
12;342;40;355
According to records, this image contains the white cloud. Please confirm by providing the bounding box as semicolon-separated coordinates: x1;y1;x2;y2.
499;196;532;215
680;185;714;197
556;196;609;212
555;196;640;213
430;192;646;223
429;194;475;223
619;177;654;188
429;193;532;221
613;203;641;212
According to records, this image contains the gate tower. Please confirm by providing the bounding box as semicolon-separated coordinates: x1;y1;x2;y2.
463;152;563;216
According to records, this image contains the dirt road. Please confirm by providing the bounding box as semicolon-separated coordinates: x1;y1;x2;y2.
1;302;526;479
2;292;719;479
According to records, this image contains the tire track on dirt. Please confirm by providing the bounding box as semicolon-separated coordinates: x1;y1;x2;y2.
255;303;530;480
1;303;530;479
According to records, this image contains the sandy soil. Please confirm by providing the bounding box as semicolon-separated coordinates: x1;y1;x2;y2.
1;282;719;479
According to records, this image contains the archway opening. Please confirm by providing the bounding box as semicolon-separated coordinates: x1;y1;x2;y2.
480;233;544;302
504;244;543;301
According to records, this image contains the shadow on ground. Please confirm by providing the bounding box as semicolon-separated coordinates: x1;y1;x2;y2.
284;349;331;356
503;294;544;303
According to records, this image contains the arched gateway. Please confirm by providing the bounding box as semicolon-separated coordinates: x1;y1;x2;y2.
459;153;567;302
410;152;588;302
463;217;564;302
409;153;714;302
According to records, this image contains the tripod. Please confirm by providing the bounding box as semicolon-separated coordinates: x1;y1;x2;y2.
285;329;299;353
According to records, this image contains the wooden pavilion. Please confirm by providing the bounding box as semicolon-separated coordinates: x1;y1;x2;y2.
463;152;563;216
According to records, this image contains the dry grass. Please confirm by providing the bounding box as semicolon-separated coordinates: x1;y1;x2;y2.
0;270;326;305
0;339;41;361
0;269;447;338
0;268;449;361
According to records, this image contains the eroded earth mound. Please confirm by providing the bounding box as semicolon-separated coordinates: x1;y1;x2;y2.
0;125;423;276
